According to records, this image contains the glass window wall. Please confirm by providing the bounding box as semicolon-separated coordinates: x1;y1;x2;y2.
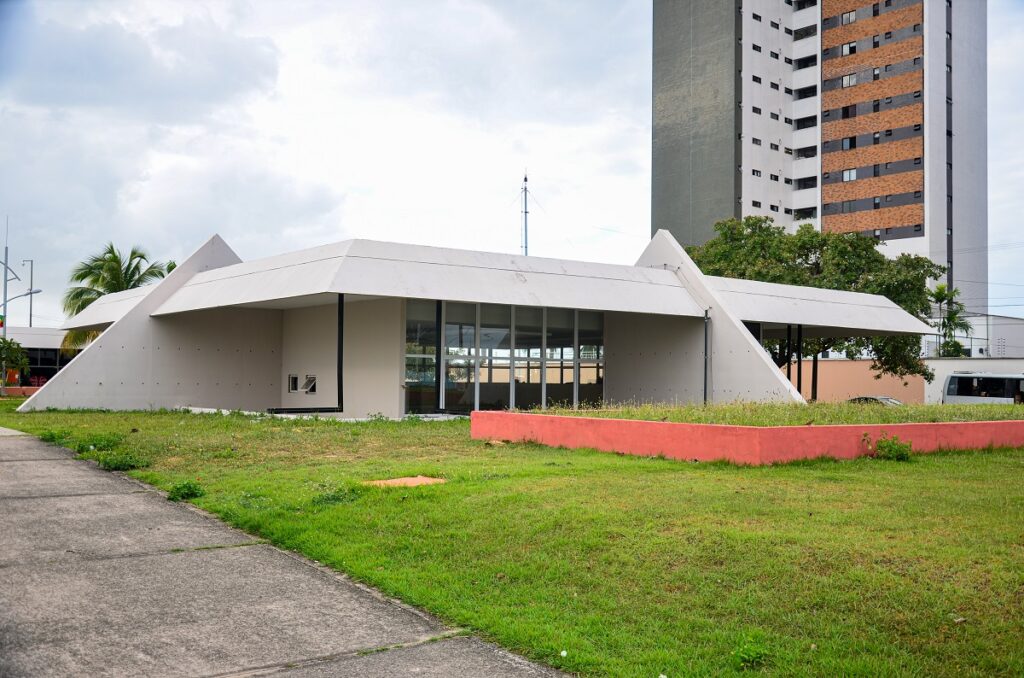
406;299;604;414
478;304;511;410
513;306;544;410
577;311;605;406
443;302;476;414
545;308;574;407
404;299;439;414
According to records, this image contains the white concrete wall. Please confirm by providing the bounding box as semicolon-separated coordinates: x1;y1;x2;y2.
341;297;404;419
604;312;705;404
635;231;803;403
19;236;288;412
280;304;338;409
950;0;988;314
924;358;1024;403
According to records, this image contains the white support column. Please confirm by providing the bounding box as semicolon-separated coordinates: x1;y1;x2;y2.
540;307;547;409
509;305;516;410
473;303;481;411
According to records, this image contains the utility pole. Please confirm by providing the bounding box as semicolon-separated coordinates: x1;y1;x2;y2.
21;259;33;327
0;219;37;394
3;217;8;342
2;218;9;394
521;174;529;256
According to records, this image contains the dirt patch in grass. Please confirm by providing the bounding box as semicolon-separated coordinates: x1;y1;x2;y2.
363;475;447;487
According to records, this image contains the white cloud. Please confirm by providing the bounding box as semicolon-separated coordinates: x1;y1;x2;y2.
0;0;1019;329
0;4;277;122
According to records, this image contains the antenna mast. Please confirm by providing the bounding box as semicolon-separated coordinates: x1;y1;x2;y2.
521;173;529;256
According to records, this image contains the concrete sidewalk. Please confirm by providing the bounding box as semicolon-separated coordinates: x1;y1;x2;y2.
0;429;558;677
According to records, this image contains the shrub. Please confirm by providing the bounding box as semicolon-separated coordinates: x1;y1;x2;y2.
311;485;365;506
72;432;124;454
168;480;205;502
731;632;771;671
39;429;72;444
96;450;149;472
874;435;912;461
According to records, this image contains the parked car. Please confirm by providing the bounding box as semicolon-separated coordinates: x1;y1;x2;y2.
846;396;904;406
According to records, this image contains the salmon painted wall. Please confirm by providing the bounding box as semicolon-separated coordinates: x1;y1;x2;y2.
472;411;1024;466
781;360;925;403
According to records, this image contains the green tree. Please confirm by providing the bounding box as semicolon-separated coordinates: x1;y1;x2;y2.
929;283;971;357
61;243;173;353
0;337;29;387
688;216;944;385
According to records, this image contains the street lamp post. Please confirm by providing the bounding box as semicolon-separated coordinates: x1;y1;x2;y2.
21;259;33;327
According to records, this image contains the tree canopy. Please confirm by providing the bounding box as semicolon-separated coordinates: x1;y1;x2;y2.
688;216;944;382
0;337;29;387
60;243;173;352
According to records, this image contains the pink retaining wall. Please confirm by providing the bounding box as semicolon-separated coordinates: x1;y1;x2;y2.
2;387;40;397
470;411;1024;465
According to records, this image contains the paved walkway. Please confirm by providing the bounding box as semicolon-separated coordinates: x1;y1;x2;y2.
0;428;557;677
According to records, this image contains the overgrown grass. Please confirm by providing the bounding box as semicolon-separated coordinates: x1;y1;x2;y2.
2;398;1022;676
547;401;1024;426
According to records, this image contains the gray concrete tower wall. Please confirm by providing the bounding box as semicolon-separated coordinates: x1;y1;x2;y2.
652;0;741;247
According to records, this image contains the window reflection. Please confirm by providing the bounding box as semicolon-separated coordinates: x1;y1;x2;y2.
444;303;476;413
406;300;605;414
479;304;511;410
405;299;438;414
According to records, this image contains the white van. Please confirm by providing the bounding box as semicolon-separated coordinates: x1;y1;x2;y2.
942;373;1024;404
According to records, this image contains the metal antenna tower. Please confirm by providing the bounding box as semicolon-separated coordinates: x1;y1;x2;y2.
521;173;529;256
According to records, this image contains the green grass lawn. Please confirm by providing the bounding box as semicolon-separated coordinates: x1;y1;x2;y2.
547;402;1024;426
2;399;1022;676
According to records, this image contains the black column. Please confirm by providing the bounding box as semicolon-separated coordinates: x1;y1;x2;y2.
434;300;442;413
811;352;819;402
785;325;793;380
796;325;804;395
337;294;344;410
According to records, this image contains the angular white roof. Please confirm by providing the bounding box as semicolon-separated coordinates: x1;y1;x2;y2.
61;286;155;331
60;235;934;340
707;275;934;337
151;239;705;318
6;326;67;350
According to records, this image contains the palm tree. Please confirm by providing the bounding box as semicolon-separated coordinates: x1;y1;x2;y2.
60;243;172;353
930;283;972;357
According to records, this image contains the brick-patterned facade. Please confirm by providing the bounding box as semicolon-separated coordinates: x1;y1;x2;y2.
820;1;926;236
821;137;923;172
823;70;923;110
822;102;923;140
822;4;923;49
822;170;923;203
821;36;924;79
821;0;881;18
823;203;924;233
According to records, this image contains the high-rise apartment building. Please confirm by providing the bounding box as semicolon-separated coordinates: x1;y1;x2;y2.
652;0;987;312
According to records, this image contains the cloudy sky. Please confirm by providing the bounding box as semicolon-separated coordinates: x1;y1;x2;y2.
0;0;1020;328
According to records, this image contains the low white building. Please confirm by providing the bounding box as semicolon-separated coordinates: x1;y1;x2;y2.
20;231;932;416
6;326;70;387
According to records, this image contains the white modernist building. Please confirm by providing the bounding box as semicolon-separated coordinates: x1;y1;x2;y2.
19;231;931;416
